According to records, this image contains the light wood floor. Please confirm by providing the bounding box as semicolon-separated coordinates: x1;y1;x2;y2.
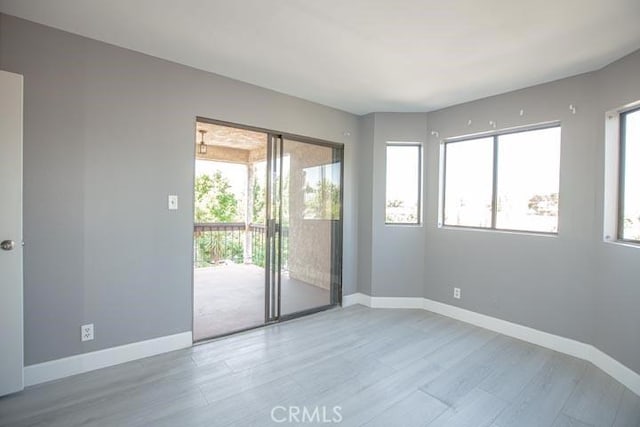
1;306;638;426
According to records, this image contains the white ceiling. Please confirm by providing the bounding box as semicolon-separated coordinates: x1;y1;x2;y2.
1;0;639;115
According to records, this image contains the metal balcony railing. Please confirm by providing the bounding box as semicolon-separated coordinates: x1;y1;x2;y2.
193;223;287;269
193;223;245;267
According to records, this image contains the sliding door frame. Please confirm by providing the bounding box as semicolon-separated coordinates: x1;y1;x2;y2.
265;133;284;323
194;116;344;331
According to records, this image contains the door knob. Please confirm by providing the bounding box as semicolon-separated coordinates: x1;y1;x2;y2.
1;240;15;251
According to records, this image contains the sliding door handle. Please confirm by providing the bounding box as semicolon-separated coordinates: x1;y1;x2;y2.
267;219;275;238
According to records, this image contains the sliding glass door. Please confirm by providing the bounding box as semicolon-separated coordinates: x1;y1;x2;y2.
265;134;343;320
194;118;343;340
279;138;342;316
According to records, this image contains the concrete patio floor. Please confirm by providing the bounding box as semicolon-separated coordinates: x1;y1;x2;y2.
193;263;330;341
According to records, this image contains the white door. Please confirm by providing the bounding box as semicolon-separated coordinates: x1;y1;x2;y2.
0;70;24;396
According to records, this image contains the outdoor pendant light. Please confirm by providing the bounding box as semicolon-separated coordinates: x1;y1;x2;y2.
198;129;208;154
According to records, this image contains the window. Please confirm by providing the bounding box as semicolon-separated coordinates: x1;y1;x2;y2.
443;137;494;228
443;125;561;233
386;144;422;224
619;107;640;242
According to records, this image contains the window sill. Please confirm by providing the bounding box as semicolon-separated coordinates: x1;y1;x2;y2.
603;237;640;249
438;224;558;238
385;222;423;228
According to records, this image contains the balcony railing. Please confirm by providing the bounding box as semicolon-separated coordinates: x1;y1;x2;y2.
194;223;244;267
193;223;287;269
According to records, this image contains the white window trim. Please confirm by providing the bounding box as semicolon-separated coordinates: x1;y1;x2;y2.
385;142;424;226
438;122;561;235
604;101;640;247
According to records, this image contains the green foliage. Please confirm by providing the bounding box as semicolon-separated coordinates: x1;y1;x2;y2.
252;178;266;225
192;165;293;269
304;179;341;220
194;171;241;223
195;232;243;267
194;170;243;266
251;228;266;267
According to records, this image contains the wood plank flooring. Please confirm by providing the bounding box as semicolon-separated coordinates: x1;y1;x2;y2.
0;306;638;426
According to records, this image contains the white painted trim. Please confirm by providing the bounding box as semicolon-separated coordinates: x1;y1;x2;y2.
590;347;640;397
24;331;192;386
342;293;371;307
370;296;424;309
344;293;640;396
420;298;593;361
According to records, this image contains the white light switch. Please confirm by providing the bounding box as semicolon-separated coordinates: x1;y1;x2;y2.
168;195;178;210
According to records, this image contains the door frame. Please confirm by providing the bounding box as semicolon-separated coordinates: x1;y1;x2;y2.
0;70;24;396
192;116;344;341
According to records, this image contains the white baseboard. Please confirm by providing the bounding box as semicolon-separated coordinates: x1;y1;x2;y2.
342;292;371;307
343;293;640;397
343;294;424;309
24;331;193;387
590;347;640;397
371;296;424;309
420;298;593;361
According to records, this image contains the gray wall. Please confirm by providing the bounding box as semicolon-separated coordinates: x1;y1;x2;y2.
370;113;427;298
592;51;640;374
358;112;429;298
356;114;374;296
0;14;359;365
357;50;640;373
424;73;598;346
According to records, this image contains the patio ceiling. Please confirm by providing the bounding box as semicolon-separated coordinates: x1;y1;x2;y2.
196;122;267;151
196;122;267;163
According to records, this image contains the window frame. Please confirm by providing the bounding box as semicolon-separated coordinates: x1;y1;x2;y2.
385;142;423;226
617;105;640;244
441;122;561;235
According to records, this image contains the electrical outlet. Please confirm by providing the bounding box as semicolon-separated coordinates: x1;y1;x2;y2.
453;288;461;299
81;324;94;342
